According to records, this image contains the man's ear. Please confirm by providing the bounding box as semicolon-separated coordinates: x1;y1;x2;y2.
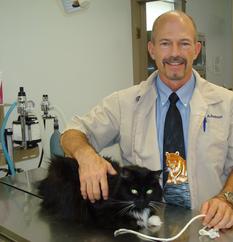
193;41;202;60
148;41;155;60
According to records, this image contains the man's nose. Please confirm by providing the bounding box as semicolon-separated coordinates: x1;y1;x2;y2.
171;43;181;56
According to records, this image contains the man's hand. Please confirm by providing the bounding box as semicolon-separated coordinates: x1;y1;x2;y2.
201;196;233;230
61;129;117;203
76;152;116;203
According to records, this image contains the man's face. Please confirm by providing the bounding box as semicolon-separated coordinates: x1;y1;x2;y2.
148;15;201;87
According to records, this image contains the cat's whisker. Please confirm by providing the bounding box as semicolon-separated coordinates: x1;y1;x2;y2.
148;202;161;212
107;198;133;205
117;203;135;217
117;204;131;213
149;201;159;207
149;202;160;209
149;200;164;206
107;200;133;205
126;204;136;216
118;204;134;216
109;200;132;204
129;204;136;213
149;204;159;213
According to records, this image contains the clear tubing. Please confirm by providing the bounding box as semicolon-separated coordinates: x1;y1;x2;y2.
32;109;51;164
0;102;17;175
50;105;67;127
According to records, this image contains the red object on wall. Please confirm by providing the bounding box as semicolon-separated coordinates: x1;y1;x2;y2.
0;82;3;104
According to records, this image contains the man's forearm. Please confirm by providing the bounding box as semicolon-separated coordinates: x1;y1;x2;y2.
219;170;233;193
60;129;96;160
214;169;233;203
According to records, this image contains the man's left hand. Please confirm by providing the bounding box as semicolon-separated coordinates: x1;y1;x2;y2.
201;196;233;229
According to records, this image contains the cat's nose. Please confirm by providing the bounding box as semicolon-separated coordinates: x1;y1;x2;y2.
136;200;146;209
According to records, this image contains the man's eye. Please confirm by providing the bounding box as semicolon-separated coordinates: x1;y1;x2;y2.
160;42;170;47
181;42;190;47
131;189;138;195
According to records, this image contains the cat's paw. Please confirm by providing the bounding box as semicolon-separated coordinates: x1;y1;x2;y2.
148;215;162;227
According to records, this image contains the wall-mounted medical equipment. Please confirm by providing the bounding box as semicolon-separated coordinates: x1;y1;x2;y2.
39;94;65;166
12;87;41;149
0;87;66;175
50;117;64;158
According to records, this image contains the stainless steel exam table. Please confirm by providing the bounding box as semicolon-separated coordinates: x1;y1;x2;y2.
0;168;233;242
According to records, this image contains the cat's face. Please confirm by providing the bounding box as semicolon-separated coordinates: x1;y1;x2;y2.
111;166;162;213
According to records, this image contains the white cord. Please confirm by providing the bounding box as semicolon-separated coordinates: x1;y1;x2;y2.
114;214;219;241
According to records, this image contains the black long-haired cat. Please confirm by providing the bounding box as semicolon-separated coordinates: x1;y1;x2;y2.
38;156;163;229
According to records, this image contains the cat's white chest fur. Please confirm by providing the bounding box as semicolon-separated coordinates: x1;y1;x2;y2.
130;209;162;228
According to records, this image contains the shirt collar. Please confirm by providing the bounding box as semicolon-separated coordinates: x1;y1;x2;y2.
155;73;196;107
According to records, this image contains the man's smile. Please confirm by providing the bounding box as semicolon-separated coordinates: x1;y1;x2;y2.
163;56;187;65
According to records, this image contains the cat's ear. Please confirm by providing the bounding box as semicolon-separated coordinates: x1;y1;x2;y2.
152;170;162;180
120;167;131;179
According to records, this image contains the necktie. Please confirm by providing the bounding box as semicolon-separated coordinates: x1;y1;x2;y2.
163;92;186;185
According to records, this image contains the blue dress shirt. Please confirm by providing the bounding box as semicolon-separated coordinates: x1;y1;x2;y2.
155;74;196;168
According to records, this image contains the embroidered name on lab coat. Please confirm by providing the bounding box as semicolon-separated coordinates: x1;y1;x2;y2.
207;114;223;119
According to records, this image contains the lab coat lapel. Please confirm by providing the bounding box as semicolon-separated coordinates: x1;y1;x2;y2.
187;71;223;208
186;83;207;209
188;88;208;161
133;74;161;170
188;72;223;162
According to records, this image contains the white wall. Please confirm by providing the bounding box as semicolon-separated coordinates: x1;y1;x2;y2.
0;0;134;129
0;0;232;164
187;0;233;88
1;0;232;123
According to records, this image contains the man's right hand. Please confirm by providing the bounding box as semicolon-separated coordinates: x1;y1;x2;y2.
76;151;117;203
61;129;117;203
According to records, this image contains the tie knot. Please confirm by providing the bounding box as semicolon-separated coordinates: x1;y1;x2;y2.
169;92;179;104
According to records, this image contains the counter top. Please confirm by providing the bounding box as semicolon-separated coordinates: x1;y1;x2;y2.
0;168;233;242
0;167;47;197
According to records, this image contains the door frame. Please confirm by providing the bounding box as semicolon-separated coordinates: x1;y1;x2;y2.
131;0;186;84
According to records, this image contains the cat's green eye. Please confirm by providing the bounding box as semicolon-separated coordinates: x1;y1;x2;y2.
146;189;153;195
131;189;138;195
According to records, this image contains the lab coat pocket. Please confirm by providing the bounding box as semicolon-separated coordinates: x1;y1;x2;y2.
199;117;227;168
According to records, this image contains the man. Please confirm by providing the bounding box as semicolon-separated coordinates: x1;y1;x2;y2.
61;11;233;229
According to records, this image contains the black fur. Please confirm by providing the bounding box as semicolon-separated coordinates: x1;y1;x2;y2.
38;156;163;229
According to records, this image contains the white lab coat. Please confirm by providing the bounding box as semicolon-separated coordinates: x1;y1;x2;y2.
64;69;233;209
